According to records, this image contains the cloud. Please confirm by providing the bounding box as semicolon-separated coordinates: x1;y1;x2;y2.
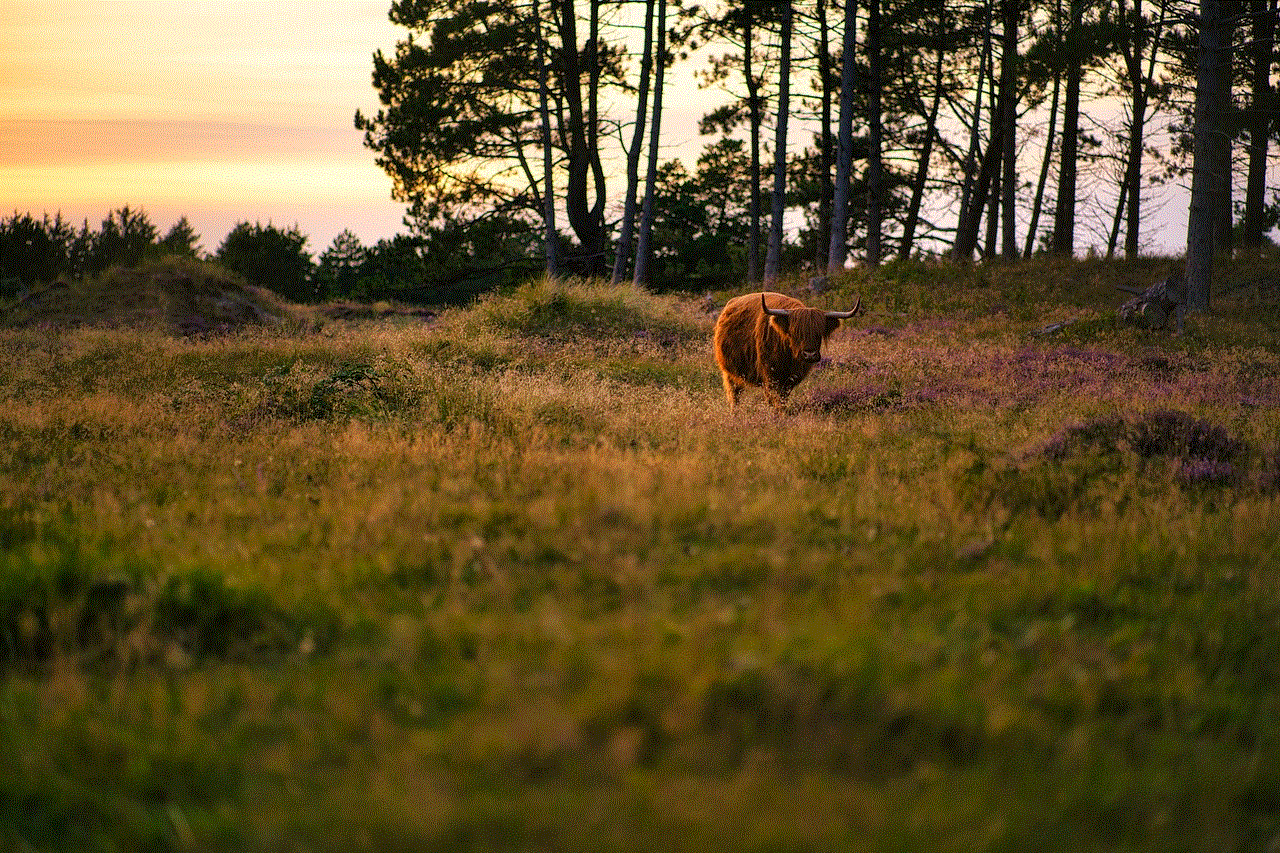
0;118;368;167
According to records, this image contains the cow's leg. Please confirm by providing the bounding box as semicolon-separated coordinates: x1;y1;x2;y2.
721;373;744;410
763;379;788;412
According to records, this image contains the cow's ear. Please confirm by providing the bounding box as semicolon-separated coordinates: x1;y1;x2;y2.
825;316;841;337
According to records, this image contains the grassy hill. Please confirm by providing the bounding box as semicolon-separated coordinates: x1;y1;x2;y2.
1;255;1278;851
1;256;296;336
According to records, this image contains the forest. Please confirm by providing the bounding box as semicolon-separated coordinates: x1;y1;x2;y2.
353;0;1278;298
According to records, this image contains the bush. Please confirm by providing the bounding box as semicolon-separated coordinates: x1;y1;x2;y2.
0;212;77;292
215;222;315;303
470;275;703;343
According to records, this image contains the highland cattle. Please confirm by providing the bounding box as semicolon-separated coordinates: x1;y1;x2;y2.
713;291;861;411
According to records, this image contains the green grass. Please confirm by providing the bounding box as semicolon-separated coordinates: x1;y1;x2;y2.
1;259;1279;851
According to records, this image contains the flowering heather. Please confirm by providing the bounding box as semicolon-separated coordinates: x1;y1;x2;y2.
1128;409;1243;462
1259;453;1280;494
811;338;1186;413
1175;458;1241;487
1035;411;1247;464
1021;409;1280;499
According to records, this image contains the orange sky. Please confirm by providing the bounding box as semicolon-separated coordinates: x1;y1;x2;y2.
0;0;726;258
0;0;407;254
3;1;1206;259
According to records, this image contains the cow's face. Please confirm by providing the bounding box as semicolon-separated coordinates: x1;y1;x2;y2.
770;308;839;364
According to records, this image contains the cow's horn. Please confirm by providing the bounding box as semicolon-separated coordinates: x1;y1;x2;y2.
762;292;791;317
825;294;861;319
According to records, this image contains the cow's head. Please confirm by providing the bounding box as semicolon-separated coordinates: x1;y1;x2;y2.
762;293;862;363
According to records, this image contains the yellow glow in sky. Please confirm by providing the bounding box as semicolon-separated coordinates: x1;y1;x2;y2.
0;0;406;252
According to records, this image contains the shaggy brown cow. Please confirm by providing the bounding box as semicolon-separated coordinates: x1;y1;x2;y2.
714;291;861;411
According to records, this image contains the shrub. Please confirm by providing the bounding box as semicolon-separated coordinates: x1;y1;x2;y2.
1129;409;1243;462
470;275;704;343
971;411;1260;517
215;222;315;303
0;212;77;291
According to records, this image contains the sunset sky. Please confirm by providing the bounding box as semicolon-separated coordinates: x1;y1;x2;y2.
1;0;413;254
0;0;727;258
2;1;1215;259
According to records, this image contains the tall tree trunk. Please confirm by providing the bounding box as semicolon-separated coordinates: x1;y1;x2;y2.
1105;128;1132;258
1052;0;1083;256
611;0;654;284
828;0;858;271
634;0;666;286
951;2;994;260
1105;0;1167;257
1242;0;1276;247
588;0;607;243
1187;0;1231;312
1129;0;1168;256
900;12;946;259
866;0;884;265
982;40;1000;257
1106;0;1165;257
955;128;1004;258
535;0;558;275
985;146;1001;257
1025;0;1063;257
558;0;607;274
765;0;793;283
1025;65;1061;257
999;0;1020;259
1107;0;1145;259
746;7;764;283
816;0;834;270
1211;8;1236;257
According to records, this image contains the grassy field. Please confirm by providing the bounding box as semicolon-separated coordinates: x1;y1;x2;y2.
2;255;1278;852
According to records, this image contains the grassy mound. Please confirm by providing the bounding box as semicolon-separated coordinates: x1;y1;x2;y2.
1;257;295;335
468;274;704;343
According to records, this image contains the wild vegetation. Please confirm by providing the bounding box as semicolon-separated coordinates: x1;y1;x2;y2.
1;255;1279;851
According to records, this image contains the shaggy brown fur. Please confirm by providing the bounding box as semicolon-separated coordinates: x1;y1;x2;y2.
713;291;857;411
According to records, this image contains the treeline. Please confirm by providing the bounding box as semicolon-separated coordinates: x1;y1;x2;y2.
0;186;817;304
0;208;201;291
357;0;1279;300
0;208;543;305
